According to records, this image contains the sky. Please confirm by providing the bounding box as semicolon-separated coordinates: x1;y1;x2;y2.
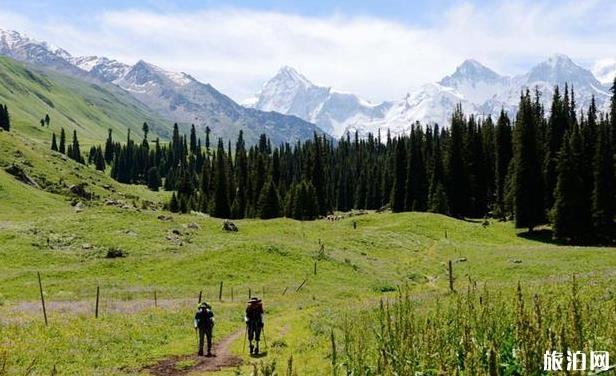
1;0;615;102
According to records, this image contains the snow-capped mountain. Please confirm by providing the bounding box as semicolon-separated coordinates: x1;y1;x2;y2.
0;29;323;144
592;59;616;85
69;55;131;83
248;66;390;137
0;28;84;77
250;55;613;137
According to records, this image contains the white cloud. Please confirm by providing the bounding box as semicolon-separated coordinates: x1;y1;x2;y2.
3;1;616;102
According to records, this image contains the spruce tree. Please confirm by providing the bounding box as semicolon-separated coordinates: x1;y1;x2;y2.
147;167;162;191
209;139;231;218
70;130;84;164
169;192;180;213
104;129;114;163
257;180;281;219
513;92;545;232
59;128;66;154
494;110;512;218
51;133;58;152
591;119;615;240
390;138;407;212
553;128;589;242
0;104;10;131
446;105;469;217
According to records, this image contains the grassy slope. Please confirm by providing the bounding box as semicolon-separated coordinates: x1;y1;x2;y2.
0;129;615;375
0;56;172;146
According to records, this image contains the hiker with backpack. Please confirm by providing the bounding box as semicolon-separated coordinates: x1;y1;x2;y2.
245;297;264;355
194;302;215;356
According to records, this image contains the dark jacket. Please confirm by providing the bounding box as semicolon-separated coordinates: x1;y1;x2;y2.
195;308;215;329
245;302;264;323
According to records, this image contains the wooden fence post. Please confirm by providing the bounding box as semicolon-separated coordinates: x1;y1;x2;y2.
37;272;48;326
296;279;307;292
282;286;288;296
198;290;202;304
314;261;317;275
219;281;223;302
154;290;158;308
95;286;100;318
231;287;234;302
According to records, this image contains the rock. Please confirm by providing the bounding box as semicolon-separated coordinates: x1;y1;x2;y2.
185;223;200;230
510;259;523;264
123;230;137;237
172;229;181;235
68;183;93;200
106;247;126;258
158;215;173;221
455;257;468;263
222;220;238;232
4;164;39;188
81;243;92;249
105;199;118;206
74;202;85;213
121;205;132;210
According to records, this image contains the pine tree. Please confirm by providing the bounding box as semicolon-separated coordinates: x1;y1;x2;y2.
257;180;281;219
209;139;231;218
147;167;162;191
94;146;106;171
494;110;512;218
190;124;197;154
69;130;84;164
44;114;50;126
591;119;615;241
59;128;66;154
553;128;589;242
104;129;114;163
0;104;10;131
51;133;58;152
513;92;545;232
390;138;407;212
169;192;180;213
446;105;469;217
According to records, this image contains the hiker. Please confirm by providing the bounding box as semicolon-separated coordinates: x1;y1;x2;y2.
245;297;264;355
194;302;215;356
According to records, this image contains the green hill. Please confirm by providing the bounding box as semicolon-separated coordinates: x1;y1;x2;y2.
0;56;171;146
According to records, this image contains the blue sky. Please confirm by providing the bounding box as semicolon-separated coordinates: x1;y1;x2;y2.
1;0;614;101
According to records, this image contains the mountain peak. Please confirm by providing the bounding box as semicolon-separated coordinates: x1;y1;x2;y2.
525;53;599;87
273;65;313;87
449;59;502;82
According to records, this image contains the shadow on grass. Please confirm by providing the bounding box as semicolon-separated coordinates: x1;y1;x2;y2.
250;351;268;359
517;229;616;247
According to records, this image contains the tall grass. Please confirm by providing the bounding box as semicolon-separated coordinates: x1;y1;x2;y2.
340;277;615;375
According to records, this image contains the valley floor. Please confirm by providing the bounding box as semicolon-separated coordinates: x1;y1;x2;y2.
1;130;615;375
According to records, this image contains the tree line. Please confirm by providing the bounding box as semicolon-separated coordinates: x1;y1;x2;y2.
0;103;10;131
54;79;616;244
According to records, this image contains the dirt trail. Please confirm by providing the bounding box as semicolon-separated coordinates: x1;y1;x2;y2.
145;329;244;375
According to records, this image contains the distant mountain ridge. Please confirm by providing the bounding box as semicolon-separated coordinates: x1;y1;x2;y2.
1;28;614;141
249;55;613;137
0;28;324;144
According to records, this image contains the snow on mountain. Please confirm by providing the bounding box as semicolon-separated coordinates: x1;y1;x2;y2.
0;29;83;76
250;54;612;138
249;66;390;137
439;59;509;104
69;55;131;83
0;28;323;144
592;59;616;85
